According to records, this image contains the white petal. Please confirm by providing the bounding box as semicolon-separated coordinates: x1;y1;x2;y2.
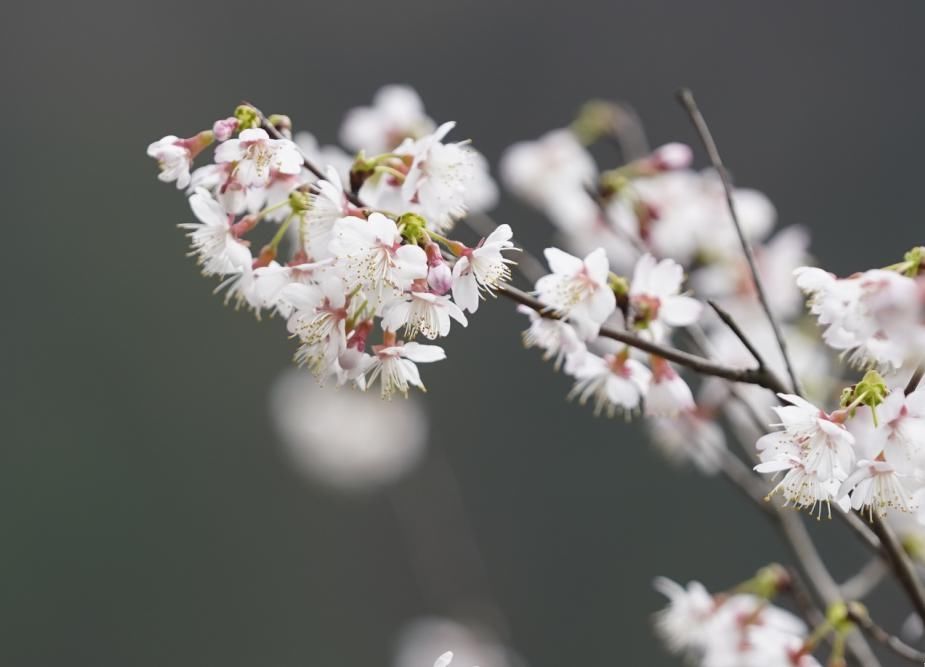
660;296;702;326
401;342;446;363
544;247;583;274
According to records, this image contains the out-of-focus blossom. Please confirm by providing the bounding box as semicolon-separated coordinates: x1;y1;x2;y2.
394;617;524;667
340;84;436;154
269;369;428;492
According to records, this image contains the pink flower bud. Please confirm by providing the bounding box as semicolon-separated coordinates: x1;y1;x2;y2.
427;262;453;295
213;117;239;142
425;243;453;294
650;142;693;171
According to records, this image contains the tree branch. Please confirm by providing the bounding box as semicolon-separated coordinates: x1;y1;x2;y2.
848;605;925;663
708;299;771;372
866;513;925;622
495;283;791;394
905;363;924;396
676;89;802;396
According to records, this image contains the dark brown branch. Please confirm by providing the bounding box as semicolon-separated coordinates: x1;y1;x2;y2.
905;364;924;396
708;300;771;373
676;89;802;396
496;283;791;394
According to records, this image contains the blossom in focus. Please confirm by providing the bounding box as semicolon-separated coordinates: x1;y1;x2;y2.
359;121;497;233
518;305;585;371
214;128;302;188
398;122;481;231
839;458;918;517
365;338;446;398
180;188;252;275
451;224;516;313
302;167;352;260
383;288;468;340
629;253;702;336
329;212;428;296
754;394;855;515
535;247;616;339
847;386;925;471
147;135;195;189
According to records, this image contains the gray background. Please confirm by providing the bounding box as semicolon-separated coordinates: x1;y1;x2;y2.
4;1;925;665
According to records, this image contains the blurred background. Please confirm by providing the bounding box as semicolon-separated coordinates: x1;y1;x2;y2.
4;1;925;665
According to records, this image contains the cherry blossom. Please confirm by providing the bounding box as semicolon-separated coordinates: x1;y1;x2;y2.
214;128;302;188
451;224;516;313
535;247;616;339
339;84;436;154
365;339;446;398
180;188;252;275
629;253;702;335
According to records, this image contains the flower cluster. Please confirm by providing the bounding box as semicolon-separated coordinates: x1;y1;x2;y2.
524;247;701;419
755;371;925;520
752;253;925;519
500;111;820;472
795;253;925;371
500;105;925;516
653;575;822;667
148;88;513;397
149;86;925;665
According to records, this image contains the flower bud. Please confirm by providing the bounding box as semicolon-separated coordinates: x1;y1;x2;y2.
212;117;239;142
649;143;693;171
425;242;453;294
233;105;261;131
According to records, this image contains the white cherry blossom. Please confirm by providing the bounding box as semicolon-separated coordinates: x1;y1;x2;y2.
451;224;516;313
365;340;446;398
568;348;651;416
535;247;616;339
329;212;428;296
180;188;252;275
214;128;302;188
382;289;468;339
839;458;918;517
645;357;695;417
339;84;436;154
629;253;702;335
147;135;193;188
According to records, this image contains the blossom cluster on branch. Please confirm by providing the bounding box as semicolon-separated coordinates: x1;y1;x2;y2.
148;85;925;666
148;87;514;397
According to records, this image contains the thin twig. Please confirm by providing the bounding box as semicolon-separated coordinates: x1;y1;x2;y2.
586;185;649;255
708;300;771;372
676;89;802;396
866;513;925;622
905;363;924;396
841;557;889;601
848;606;925;663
